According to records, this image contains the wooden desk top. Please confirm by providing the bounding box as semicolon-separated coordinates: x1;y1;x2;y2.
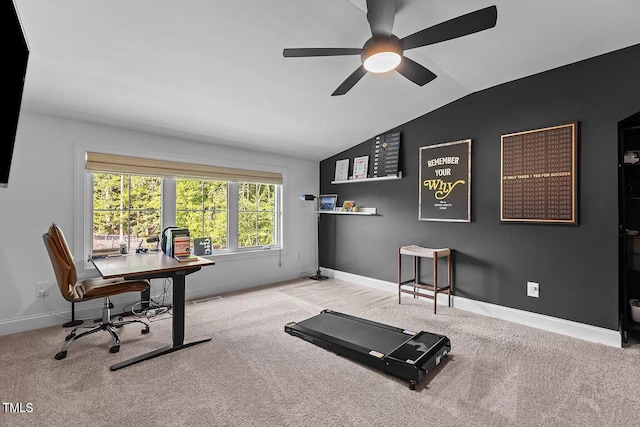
92;252;215;279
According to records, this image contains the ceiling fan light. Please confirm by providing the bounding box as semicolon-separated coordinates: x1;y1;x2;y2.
361;36;403;73
363;51;402;73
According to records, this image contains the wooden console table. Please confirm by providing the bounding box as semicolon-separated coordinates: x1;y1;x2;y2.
398;245;452;314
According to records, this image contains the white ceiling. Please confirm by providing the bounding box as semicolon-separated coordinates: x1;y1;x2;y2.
14;0;640;161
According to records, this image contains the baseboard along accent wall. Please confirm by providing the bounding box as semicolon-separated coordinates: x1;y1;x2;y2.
325;268;621;348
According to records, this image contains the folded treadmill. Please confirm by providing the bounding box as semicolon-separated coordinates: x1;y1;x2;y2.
285;309;451;390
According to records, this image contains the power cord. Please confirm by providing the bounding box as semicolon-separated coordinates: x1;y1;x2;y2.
40;295;78;322
39;295;109;323
40;277;176;323
130;277;174;320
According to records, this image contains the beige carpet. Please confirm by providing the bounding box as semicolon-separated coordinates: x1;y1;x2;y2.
1;278;640;426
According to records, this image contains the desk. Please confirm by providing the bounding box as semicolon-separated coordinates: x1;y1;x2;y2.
91;253;215;371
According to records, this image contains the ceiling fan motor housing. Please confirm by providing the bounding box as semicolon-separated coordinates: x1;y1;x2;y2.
361;35;403;72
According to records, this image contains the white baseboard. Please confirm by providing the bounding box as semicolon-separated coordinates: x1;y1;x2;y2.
0;271;304;337
324;268;621;348
2;268;621;348
0;296;145;336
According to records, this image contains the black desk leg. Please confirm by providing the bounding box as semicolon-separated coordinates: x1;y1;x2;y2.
63;302;83;328
172;272;186;345
141;287;151;310
110;272;211;371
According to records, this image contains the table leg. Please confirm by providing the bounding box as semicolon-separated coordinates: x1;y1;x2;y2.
173;272;186;346
63;302;83;327
141;287;151;310
413;255;418;299
433;253;438;314
447;253;452;307
110;272;211;371
397;248;401;304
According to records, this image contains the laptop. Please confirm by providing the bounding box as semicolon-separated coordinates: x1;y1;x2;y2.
318;194;338;211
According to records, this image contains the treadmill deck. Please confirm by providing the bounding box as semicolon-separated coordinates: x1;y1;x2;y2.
285;309;451;389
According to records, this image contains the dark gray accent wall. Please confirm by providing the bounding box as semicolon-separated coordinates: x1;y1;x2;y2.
319;43;640;330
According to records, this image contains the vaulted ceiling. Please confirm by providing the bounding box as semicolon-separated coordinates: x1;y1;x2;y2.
14;0;640;160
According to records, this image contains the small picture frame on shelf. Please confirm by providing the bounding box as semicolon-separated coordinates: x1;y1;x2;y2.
193;237;212;256
334;159;349;181
352;156;369;179
341;200;355;212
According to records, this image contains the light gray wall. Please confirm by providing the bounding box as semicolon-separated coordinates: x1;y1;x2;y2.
0;112;319;335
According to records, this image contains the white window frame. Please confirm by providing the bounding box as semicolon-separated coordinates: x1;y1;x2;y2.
174;178;282;253
74;146;285;275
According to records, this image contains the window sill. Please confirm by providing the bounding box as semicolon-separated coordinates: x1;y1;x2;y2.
78;247;282;277
199;247;282;263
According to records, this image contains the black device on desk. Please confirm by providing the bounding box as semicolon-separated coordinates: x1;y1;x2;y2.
136;236;160;253
161;227;190;257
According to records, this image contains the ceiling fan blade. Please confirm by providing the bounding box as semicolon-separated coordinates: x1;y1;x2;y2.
366;0;397;37
283;48;362;57
396;56;437;86
401;5;497;50
332;66;368;96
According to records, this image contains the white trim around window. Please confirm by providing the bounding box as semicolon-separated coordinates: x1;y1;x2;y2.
74;145;287;276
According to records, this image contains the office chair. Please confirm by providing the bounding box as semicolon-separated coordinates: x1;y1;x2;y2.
42;223;151;360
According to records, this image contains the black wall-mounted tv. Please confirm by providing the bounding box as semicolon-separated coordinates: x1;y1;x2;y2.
1;0;30;187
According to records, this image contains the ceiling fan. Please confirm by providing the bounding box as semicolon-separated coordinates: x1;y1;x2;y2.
283;0;497;96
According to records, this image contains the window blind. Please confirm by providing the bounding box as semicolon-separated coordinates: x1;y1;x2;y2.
85;152;282;184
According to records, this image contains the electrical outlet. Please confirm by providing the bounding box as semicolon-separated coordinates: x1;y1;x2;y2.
36;282;49;297
527;281;539;298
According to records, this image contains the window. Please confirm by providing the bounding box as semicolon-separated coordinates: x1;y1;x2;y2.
175;179;279;251
238;182;277;248
92;173;162;253
86;153;283;259
176;178;228;250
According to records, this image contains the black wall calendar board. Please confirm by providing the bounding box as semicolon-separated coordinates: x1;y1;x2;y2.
419;139;471;222
500;122;578;224
370;132;400;178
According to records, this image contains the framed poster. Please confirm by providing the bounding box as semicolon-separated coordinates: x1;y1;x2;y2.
419;139;471;222
500;122;578;224
334;159;349;181
352;155;369;179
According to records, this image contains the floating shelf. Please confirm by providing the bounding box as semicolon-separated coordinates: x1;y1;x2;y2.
319;207;377;215
331;172;402;185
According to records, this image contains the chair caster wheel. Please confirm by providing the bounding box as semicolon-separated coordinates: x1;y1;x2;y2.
141;327;150;334
65;333;75;341
109;345;120;354
55;351;67;360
